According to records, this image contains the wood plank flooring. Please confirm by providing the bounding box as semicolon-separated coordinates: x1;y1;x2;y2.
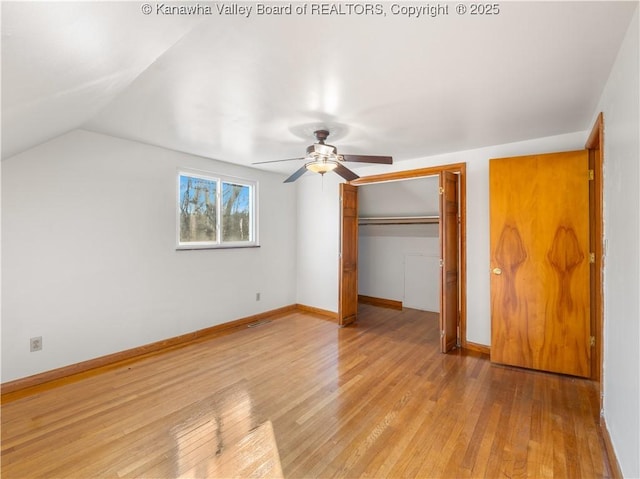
1;304;611;478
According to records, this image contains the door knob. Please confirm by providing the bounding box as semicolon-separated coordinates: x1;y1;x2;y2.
492;268;502;275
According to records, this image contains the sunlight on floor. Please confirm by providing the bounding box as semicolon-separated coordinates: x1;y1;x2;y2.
172;387;283;478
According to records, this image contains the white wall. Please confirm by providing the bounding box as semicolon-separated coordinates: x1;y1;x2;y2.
1;129;297;382
358;177;440;217
358;231;439;309
295;173;342;313
595;7;640;478
297;130;588;343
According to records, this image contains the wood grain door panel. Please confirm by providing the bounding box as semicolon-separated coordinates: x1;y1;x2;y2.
440;171;459;352
489;150;591;377
339;183;358;327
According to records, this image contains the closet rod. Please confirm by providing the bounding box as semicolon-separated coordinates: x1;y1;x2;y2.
358;215;439;225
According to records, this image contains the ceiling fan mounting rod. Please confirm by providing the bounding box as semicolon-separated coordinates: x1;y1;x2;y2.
314;130;330;143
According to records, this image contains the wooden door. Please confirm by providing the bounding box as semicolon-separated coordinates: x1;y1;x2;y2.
339;183;358;327
490;150;591;377
440;171;459;352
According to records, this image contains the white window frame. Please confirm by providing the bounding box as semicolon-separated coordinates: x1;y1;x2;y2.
176;169;259;250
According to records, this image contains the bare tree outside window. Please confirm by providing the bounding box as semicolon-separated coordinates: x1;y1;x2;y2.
222;182;250;242
179;175;217;242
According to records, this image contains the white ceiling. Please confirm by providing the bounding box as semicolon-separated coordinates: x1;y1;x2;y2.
2;1;637;175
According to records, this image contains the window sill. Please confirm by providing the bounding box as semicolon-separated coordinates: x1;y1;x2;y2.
176;244;260;251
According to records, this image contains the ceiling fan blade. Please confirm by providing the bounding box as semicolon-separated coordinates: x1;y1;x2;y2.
252;157;305;165
284;165;308;183
342;154;393;164
333;163;360;181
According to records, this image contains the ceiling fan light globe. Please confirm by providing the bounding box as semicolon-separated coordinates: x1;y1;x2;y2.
306;160;338;174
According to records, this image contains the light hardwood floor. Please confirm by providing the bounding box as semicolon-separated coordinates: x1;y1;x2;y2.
1;304;611;478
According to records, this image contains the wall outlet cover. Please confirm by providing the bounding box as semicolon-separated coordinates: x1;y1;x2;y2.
30;336;42;352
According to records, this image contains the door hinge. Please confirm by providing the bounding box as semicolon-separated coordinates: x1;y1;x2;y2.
588;169;594;181
590;336;596;347
589;252;595;264
439;258;443;267
439;186;444;195
440;330;445;338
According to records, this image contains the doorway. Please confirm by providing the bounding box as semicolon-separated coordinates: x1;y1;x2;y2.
357;176;440;312
338;163;467;352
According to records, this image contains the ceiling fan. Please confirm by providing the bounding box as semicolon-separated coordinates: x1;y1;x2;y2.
253;130;393;183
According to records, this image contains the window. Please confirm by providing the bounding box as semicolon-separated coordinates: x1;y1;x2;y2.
177;170;258;249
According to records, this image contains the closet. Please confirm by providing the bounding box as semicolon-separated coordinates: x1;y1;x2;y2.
357;176;440;312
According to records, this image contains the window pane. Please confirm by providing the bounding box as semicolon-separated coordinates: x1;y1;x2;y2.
222;182;250;242
179;175;217;242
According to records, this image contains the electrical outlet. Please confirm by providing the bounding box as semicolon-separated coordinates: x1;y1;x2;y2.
30;336;42;352
256;292;261;301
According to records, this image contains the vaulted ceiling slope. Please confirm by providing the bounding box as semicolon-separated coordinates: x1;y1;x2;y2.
2;1;637;171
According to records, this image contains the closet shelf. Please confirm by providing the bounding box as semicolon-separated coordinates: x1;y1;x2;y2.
358;215;439;225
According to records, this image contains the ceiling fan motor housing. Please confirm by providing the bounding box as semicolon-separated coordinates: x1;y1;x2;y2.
307;143;338;157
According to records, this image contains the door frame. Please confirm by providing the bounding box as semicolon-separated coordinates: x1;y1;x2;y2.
585;112;604;389
344;162;471;351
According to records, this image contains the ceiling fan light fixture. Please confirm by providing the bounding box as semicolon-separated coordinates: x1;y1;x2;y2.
306;160;338;174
